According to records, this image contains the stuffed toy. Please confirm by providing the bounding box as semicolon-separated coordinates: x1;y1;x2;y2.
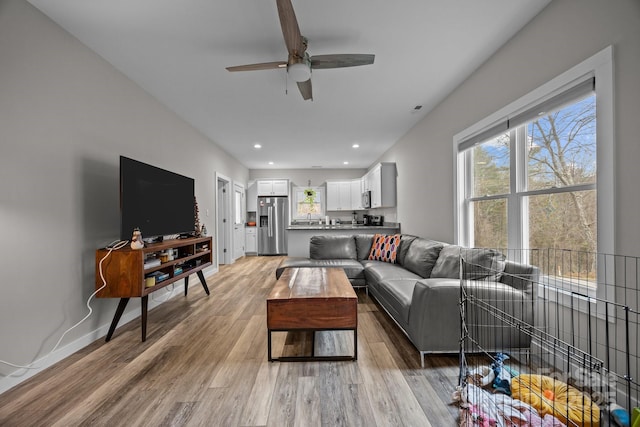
130;228;144;249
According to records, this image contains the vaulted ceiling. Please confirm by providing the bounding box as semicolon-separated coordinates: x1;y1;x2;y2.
28;0;551;169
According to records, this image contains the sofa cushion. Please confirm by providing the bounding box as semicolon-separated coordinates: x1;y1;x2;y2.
309;235;357;260
430;245;462;278
368;234;401;263
375;279;417;327
402;238;444;278
397;234;418;266
362;260;423;290
355;234;375;260
462;248;507;281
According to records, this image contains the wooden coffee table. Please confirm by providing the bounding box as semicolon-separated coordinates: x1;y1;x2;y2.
267;267;358;362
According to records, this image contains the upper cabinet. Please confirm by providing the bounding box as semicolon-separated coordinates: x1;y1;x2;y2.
325;163;396;211
326;179;367;211
257;179;289;196
364;162;396;208
351;179;364;210
326;181;352;211
246;181;257;211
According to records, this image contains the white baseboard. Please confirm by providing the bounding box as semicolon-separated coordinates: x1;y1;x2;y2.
0;267;217;396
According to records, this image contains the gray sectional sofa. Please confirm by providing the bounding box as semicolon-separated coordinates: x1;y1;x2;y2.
275;234;539;367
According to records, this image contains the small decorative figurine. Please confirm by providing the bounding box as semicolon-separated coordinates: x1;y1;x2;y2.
194;196;202;237
130;228;144;249
201;224;207;236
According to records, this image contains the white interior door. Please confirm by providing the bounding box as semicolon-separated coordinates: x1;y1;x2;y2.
232;182;245;260
216;174;232;265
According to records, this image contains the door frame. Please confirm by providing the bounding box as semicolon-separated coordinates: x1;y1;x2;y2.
216;173;232;265
232;181;245;260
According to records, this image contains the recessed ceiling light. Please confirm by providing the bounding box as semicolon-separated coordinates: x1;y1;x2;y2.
352;144;360;149
343;161;349;165
254;143;262;149
268;161;274;165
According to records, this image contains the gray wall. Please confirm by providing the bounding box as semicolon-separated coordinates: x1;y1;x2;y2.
0;0;248;389
378;0;640;254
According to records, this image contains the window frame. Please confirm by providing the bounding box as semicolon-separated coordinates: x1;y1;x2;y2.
454;46;614;300
291;186;325;221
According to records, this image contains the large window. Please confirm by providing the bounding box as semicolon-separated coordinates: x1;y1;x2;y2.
465;90;596;252
455;47;614;295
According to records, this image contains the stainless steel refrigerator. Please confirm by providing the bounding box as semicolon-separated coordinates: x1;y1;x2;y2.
258;196;288;255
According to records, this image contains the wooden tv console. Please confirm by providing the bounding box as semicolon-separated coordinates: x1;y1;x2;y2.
95;236;213;341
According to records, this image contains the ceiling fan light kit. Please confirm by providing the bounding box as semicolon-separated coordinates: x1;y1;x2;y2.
288;61;311;83
225;0;374;100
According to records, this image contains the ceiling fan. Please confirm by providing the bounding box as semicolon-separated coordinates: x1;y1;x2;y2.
226;0;375;101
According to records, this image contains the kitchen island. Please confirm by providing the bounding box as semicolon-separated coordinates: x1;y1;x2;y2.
286;224;400;257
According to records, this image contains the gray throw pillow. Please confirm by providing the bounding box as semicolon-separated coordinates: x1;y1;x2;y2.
402;238;444;278
462;248;506;281
430;245;462;278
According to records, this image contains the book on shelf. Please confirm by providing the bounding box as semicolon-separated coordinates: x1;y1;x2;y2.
146;271;169;283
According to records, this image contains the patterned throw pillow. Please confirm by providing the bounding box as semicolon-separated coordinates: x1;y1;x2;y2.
368;234;401;264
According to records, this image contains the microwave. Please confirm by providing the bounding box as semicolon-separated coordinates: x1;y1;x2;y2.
362;191;371;209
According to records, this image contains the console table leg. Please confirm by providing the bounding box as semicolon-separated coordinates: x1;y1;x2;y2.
141;296;148;342
105;298;129;342
197;270;210;295
184;276;189;296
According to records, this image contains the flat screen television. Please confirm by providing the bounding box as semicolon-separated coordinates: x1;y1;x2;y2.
120;156;195;241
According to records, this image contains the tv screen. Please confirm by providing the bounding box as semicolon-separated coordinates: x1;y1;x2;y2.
120;156;195;241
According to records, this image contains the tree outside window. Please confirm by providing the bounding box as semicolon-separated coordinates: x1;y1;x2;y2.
464;93;597;282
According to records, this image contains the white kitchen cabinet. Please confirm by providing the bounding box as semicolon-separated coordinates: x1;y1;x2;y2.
326;181;352;211
257;179;289;196
351;179;364;210
246;182;257;211
245;227;257;254
367;162;397;208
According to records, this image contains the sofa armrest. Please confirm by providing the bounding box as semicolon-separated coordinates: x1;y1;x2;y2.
407;278;462;353
407;277;536;353
500;261;539;302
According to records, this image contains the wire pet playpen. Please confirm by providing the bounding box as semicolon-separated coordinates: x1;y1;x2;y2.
457;248;640;427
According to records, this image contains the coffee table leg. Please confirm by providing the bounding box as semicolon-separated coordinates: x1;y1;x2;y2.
353;328;358;361
311;331;316;357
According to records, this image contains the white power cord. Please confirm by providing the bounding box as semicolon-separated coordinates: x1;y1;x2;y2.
152;283;176;302
0;239;129;371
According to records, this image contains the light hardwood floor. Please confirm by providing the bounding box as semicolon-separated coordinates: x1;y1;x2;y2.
0;256;461;426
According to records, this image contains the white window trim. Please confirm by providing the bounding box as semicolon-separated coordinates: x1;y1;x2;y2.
453;45;614;303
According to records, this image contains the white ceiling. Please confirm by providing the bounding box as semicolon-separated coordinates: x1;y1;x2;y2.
27;0;550;170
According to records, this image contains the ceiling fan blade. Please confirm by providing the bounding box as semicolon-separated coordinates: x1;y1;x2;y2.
310;54;375;69
297;79;313;101
226;61;287;72
276;0;306;56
